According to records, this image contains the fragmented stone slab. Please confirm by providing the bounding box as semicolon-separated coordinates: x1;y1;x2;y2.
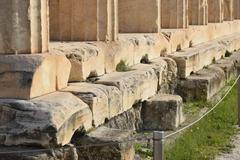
96;66;158;111
142;94;184;130
0;92;92;147
62;83;123;127
74;126;135;160
177;66;226;101
0;54;71;99
51;42;105;82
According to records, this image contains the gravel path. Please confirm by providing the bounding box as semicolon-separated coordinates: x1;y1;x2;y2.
216;134;240;160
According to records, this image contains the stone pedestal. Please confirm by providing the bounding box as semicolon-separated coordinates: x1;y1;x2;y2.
189;0;208;25
161;0;189;29
208;0;224;23
118;0;161;33
50;0;118;41
223;0;234;21
0;0;49;54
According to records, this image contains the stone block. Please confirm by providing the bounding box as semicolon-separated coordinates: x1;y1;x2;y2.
119;0;161;33
0;54;71;99
0;92;92;147
49;0;118;41
75;126;135;160
142;94;184;130
177;66;226;101
161;0;188;28
189;0;208;25
62;83;123;127
208;0;224;23
96;66;158;111
0;0;49;54
50;42;105;82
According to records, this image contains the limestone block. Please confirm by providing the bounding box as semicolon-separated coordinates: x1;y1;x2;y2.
75;126;135;160
189;0;208;25
62;83;123;127
211;59;236;81
208;0;224;23
105;103;143;131
142;94;184;130
119;0;161;33
234;0;240;19
0;54;71;99
0;0;49;54
49;0;118;41
177;66;226;101
223;0;234;21
96;66;158;111
50;42;105;82
0;92;92;147
161;0;189;29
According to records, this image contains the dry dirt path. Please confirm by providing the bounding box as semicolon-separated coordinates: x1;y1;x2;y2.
216;134;240;160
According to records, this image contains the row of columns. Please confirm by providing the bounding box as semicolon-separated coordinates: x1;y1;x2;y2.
0;0;240;55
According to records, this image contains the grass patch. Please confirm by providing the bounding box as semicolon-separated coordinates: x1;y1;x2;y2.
165;84;238;160
140;54;151;64
225;50;232;57
116;60;131;72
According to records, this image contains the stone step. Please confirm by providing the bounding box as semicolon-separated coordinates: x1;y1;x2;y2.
169;33;240;78
62;83;123;127
142;94;184;130
0;92;92;147
0;54;71;99
176;52;240;101
74;126;135;160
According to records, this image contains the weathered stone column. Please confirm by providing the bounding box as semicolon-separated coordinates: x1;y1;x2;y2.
234;0;240;19
118;0;161;33
223;0;234;21
208;0;224;23
0;0;49;54
189;0;208;25
50;0;118;41
161;0;189;29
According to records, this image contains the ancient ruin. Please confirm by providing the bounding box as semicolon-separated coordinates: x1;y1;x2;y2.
1;0;240;159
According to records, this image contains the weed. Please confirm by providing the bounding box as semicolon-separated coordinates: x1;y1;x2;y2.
116;60;131;72
140;54;151;64
189;40;193;48
176;44;182;52
212;57;216;64
225;50;232;57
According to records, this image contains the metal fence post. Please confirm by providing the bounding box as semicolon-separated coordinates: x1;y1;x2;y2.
237;64;240;127
153;131;164;160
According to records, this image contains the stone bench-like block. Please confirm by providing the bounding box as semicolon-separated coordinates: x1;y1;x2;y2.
0;92;92;147
177;66;226;101
50;42;105;82
75;126;135;160
142;94;184;130
63;83;123;127
169;34;240;78
96;66;158;111
0;54;71;99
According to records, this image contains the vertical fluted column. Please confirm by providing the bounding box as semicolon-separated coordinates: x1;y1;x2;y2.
234;0;240;19
161;0;189;29
223;0;234;21
0;0;49;54
208;0;224;23
189;0;208;25
118;0;161;33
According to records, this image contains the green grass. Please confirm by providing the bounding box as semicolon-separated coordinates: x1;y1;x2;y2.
165;85;239;160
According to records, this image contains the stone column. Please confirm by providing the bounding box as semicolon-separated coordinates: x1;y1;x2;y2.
50;0;118;41
161;0;189;29
189;0;208;25
234;0;240;19
208;0;224;23
0;0;49;54
223;0;234;21
118;0;161;33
